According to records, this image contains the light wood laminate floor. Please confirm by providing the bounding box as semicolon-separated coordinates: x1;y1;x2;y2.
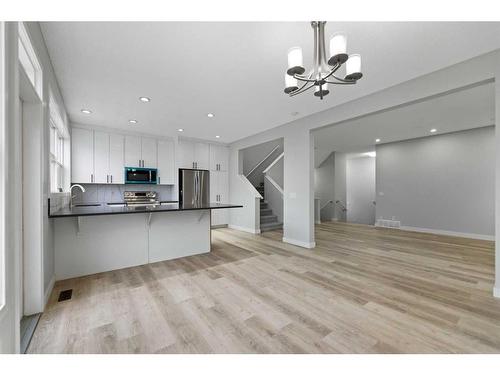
28;222;500;353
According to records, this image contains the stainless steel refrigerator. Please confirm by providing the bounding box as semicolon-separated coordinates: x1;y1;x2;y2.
178;168;210;206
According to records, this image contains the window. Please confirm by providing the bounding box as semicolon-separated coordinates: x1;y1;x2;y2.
49;90;69;193
18;22;42;98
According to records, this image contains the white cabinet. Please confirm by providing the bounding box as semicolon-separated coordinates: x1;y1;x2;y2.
179;140;210;169
125;135;157;168
109;134;125;184
210;144;229;171
94;131;110;184
124;135;142;167
141;137;157;168
157;140;175;185
71;127;94;183
210;171;229;226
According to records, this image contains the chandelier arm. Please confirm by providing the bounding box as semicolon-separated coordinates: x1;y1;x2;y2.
294;74;316;83
289;82;316;97
328;73;356;83
324;80;356;85
319;62;341;81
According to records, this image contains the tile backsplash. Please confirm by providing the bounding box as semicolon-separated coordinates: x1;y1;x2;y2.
74;184;177;203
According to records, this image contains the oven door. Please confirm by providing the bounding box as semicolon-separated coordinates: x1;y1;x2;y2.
125;168;157;184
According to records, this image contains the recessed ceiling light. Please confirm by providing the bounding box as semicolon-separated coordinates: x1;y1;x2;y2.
207;113;215;118
129;120;138;124
215;135;220;139
81;109;92;114
375;138;381;143
139;97;151;102
177;128;184;132
430;128;437;133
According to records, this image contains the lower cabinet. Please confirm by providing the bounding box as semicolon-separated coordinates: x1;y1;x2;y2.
210;171;228;226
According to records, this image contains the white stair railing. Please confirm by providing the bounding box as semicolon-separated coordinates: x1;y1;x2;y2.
245;145;281;179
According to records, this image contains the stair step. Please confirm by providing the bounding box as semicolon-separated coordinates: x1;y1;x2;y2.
260;208;272;216
260;202;268;209
260;215;278;224
260;222;283;232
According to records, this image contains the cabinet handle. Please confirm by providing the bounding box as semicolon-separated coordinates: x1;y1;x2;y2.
107;175;109;183
158;177;161;184
111;175;113;183
192;162;195;169
91;174;94;183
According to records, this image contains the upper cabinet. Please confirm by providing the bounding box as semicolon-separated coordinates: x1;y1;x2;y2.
210;144;229;171
72;127;94;183
72;127;174;185
109;134;125;184
73;129;124;184
124;135;158;168
157;140;175;185
179;140;210;170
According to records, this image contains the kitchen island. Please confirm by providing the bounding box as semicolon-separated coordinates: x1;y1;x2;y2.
50;201;242;280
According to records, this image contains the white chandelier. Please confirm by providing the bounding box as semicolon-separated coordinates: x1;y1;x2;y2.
284;21;363;100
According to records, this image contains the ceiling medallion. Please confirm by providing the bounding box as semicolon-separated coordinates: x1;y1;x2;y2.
285;21;363;100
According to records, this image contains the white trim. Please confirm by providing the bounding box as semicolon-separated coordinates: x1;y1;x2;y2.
264;175;283;195
262;152;284;173
494;286;500;299
228;224;261;234
238;174;262;199
44;275;55;307
71;122;176;143
245;145;280;178
399;225;494;241
282;237;316;249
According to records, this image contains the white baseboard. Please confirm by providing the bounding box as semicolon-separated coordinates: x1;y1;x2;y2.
494;286;500;299
44;274;56;308
228;224;261;234
282;237;316;249
399;225;494;241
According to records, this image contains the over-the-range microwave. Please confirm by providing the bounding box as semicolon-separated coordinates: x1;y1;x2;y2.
124;167;158;184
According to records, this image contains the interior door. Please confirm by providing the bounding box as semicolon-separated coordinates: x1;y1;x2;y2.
71;127;94;183
124;135;141;167
109;133;124;184
141;137;157;168
157;139;175;185
346;157;376;225
93;131;109;184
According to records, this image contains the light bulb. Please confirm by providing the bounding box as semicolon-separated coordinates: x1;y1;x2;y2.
287;47;305;75
345;54;362;80
284;73;298;94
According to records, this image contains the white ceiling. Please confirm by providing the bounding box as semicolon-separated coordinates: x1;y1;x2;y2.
40;22;500;143
313;82;495;166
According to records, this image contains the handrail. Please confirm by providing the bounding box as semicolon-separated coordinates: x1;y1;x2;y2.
245;145;280;178
263;152;284;174
320;200;333;210
264;175;283;196
335;200;347;212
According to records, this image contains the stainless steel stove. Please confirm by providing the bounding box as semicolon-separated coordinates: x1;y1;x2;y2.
123;191;159;207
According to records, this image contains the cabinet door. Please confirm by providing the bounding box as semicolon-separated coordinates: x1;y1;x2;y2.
209;144;219;171
71;127;94;183
141;137;157;168
194;142;210;170
125;135;142;167
157;140;175;185
179;140;195;169
109;133;124;184
210;172;220;225
218;146;229;172
94;131;110;184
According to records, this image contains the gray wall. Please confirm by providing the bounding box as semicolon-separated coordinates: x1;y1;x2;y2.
314;152;335;221
241;138;283;187
334;152;347;221
346;156;376;225
267;154;283;187
376;126;494;237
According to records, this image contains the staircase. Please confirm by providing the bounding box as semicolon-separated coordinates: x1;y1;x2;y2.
257;182;283;232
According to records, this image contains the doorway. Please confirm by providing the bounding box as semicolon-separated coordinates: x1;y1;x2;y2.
346;154;376;225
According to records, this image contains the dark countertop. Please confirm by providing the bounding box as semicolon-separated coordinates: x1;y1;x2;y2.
49;202;243;218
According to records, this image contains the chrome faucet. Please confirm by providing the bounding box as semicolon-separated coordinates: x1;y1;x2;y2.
69;184;86;209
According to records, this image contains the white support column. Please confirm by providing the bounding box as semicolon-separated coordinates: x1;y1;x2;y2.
282;126;315;248
495;56;500;298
